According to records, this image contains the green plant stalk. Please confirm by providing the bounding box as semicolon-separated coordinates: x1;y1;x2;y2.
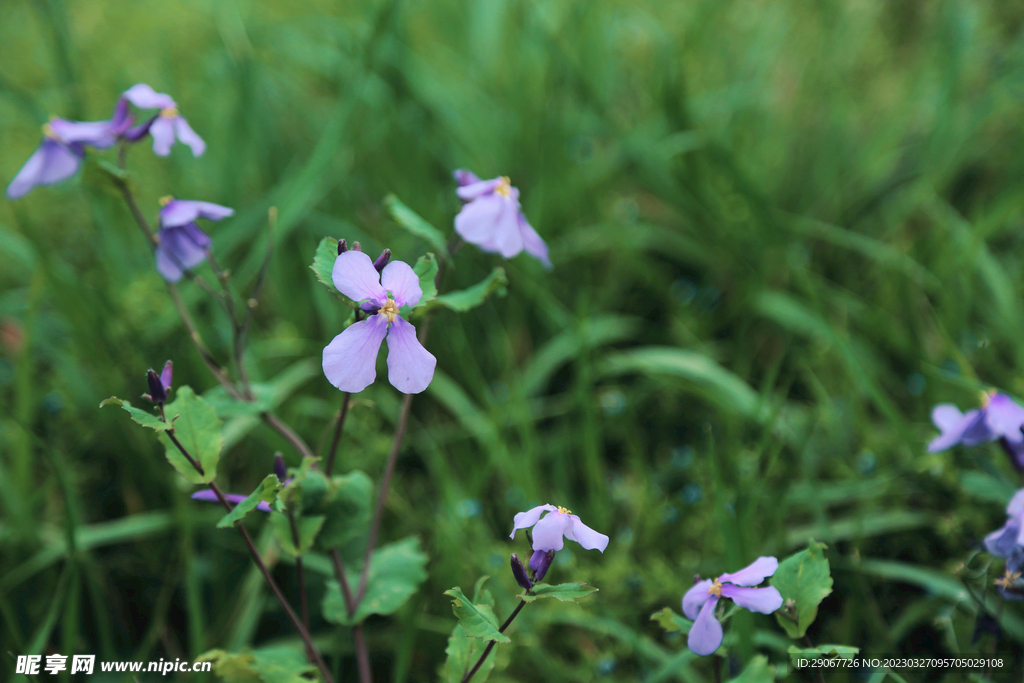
462;600;527;683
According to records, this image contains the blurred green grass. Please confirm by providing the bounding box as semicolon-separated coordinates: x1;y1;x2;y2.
3;0;1024;680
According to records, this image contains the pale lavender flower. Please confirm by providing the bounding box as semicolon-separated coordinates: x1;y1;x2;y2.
929;392;1024;469
985;488;1024;558
683;557;784;656
6;100;131;199
123;84;205;157
322;250;436;394
453;170;552;269
154;198;233;282
509;504;609;554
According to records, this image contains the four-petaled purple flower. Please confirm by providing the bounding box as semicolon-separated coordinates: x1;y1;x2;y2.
123;84;206;157
453;169;552;269
155;198;234;282
683;557;784;656
322;250;436;394
6;100;131;199
929;391;1024;470
509;504;609;556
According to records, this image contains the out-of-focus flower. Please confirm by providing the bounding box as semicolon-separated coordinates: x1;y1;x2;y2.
191;489;273;513
143;361;174;404
985;488;1024;558
509;504;609;554
322;250;436;394
6;101;132;199
929;392;1024;452
683;557;784;656
453;170;552;269
123;84;205;157
995;551;1024;601
154;198;233;282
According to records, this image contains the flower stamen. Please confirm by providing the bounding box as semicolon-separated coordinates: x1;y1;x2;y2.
160;106;179;119
708;579;723;596
556;505;572;515
495;176;512;198
379;298;400;323
996;570;1021;589
159;195;174;206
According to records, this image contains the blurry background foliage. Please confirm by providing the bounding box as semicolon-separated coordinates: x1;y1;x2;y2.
2;0;1024;680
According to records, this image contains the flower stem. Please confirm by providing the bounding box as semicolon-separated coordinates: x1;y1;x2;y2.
287;510;311;635
329;549;371;683
802;636;825;683
324;392;351;477
261;412;315;460
461;600;527;683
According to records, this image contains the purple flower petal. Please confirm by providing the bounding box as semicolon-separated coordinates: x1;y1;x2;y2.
932;404;964;432
986;393;1024;443
384;316;436;394
49;118;119;148
149;117;176;157
531;510;572;552
718;556;779;586
682;579;714;620
453;169;482;187
174;116;206;157
928;408;985;452
6;138;83;199
322;314;389;393
331;251;388;304
454;194;503;245
960;409;997;447
486;200;525;258
160;199;234;227
380;260;423;308
156;246;185;282
518;213;552;269
720;584;784;614
155;224;210;282
687;595;723;656
456;177;502;201
509;504;558;539
191;489;271;512
985;521;1020;558
124;83;176;110
110;98;133;134
1008;488;1024;517
567;514;609;552
160;360;173;390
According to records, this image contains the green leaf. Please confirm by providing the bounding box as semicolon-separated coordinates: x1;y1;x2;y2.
413;253;439;307
202;384;275;418
650;607;692;634
442;624;496;683
277;455;323;509
196;649;261;683
323;537;428;625
99;396;171;432
311;236;341;295
384;194;448;255
269;512;325;557
312;470;373;551
787;644;859;663
250;646;318;683
216;475;282;528
732;655;776;683
431;267;508;312
444;585;510;643
157;386;223;484
770;540;834;638
517;582;598;603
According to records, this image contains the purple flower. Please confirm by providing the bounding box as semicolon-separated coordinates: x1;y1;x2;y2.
509;504;609;554
123;84;206;157
995;551;1024;601
143;361;174;404
191;489;273;513
683;557;784;656
154;198;234;282
6;101;132;199
453;170;552;269
322;250;437;394
984;488;1024;558
929;392;1024;453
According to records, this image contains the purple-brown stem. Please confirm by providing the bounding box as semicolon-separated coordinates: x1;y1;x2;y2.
461;600;527;683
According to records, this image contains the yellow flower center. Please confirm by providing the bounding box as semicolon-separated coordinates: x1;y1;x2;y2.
160;106;179;119
379;298;399;323
42;122;58;140
980;389;997;407
556;506;572;515
159;195;174;206
996;570;1021;589
495;176;512;198
708;579;723;596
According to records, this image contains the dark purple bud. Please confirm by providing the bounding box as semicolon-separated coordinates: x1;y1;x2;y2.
337;239;348;255
124;114;158;142
529;549;555;582
146;368;167;403
511;554;532;591
373;248;391;273
273;453;287;481
352;241;362;252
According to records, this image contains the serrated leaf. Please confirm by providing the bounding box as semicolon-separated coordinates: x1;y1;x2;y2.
384;194;448;254
770;540;833;638
277;456;322;509
431;267;508;313
787;644;859;662
157;386;223;484
413;253;439;307
311;236;341;295
442;624;495;683
323;537;428;625
471;575;495;607
100;396;171;431
444;586;510;643
650;607;692;634
517;582;598;603
250;646;318;683
732;655;776;683
313;470;373;551
217;475;282;528
269;512;325;557
196;649;260;683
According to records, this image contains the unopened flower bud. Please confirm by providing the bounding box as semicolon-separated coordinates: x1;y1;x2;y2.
337;238;348;255
273;453;287;481
160;360;173;392
146;368;167;403
373;248;391;273
352;242;362;252
510;554;532;591
529;549;555;582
